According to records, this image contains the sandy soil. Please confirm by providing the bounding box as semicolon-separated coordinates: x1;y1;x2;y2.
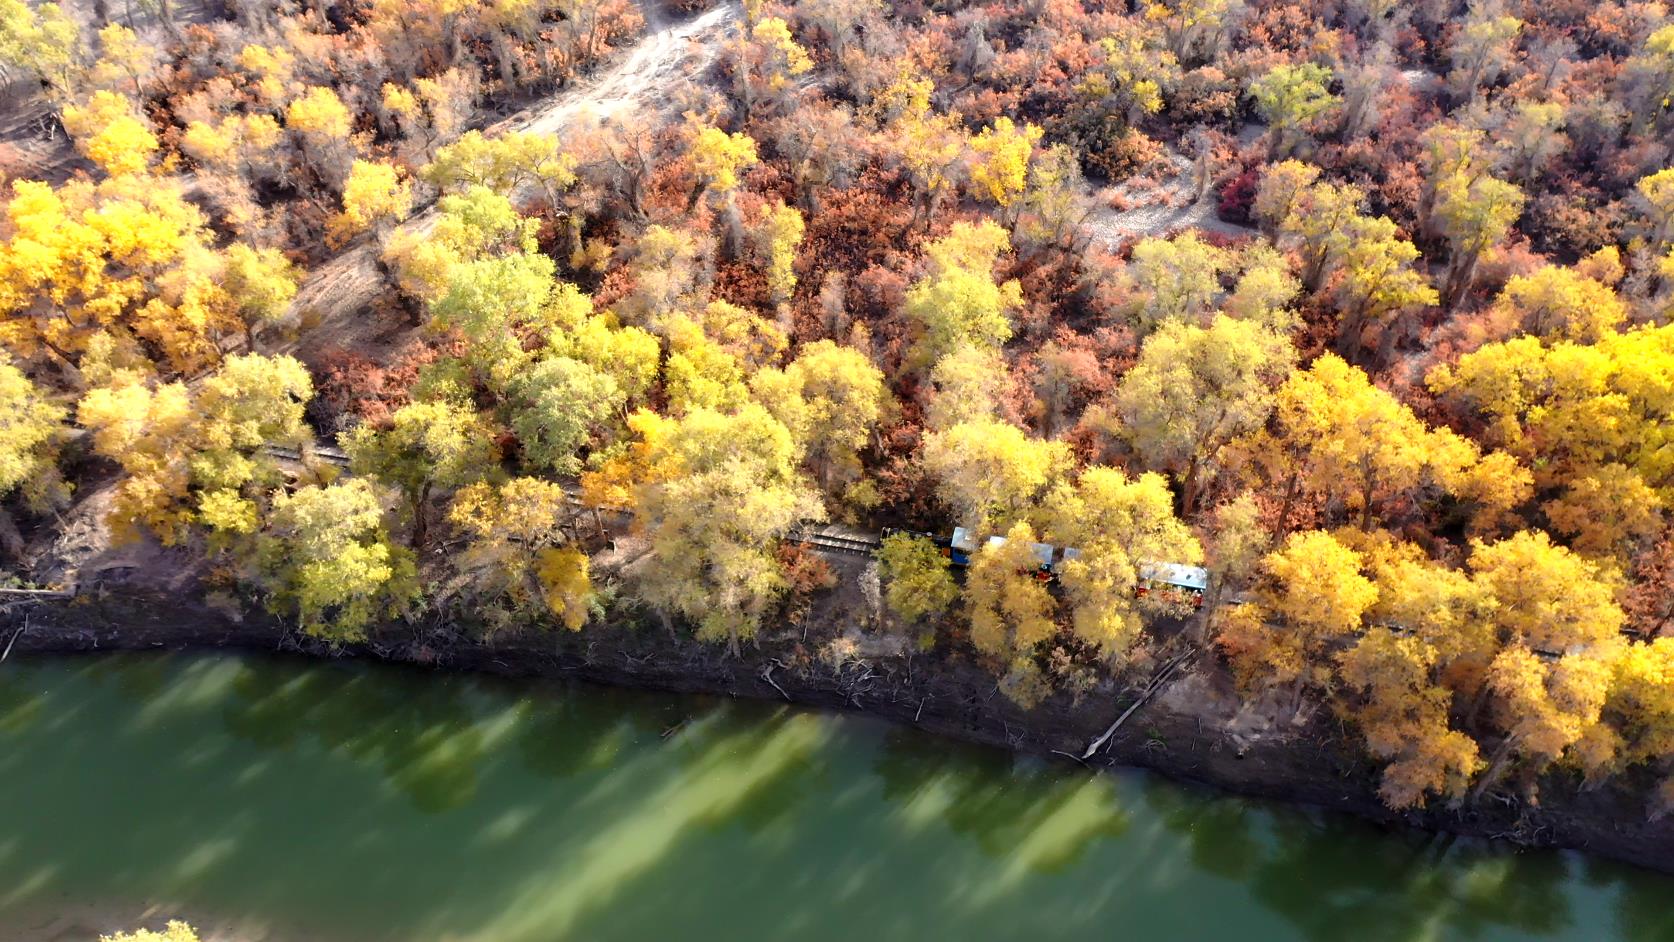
283;3;739;370
1083;144;1258;250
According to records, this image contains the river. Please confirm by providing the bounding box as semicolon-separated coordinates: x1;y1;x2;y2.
0;653;1668;941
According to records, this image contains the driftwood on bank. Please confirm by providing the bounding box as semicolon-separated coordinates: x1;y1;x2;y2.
1082;652;1192;760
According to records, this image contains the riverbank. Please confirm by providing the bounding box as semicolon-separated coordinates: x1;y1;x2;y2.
8;584;1674;877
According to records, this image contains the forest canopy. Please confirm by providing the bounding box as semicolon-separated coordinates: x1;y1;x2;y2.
3;0;1674;817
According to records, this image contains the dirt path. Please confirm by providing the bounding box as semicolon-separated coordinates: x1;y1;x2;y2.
283;3;739;366
1081;131;1262;250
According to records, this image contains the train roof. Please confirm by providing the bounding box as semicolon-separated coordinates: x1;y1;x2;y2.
1138;561;1210;591
951;527;1054;567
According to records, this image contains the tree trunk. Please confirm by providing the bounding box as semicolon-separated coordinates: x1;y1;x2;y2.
1277;469;1301;534
0;507;25;562
1464;735;1519;807
1181;454;1202;519
411;481;432;550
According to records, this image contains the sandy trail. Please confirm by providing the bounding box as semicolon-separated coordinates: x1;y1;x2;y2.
283;3;739;365
1080;126;1265;249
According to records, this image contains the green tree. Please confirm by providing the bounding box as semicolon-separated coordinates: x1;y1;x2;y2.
0;0;80;100
508;355;625;476
752;340;891;496
1109;314;1294;515
257;479;419;641
1334;215;1438;357
1250;62;1340;157
876;532;959;624
340;399;501;549
1432;171;1524;308
1126;232;1230;329
422;129;578;206
921;418;1073;534
1447;4;1523;103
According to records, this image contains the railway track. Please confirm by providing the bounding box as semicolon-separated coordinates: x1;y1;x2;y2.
785;527;882;557
259;443;351;467
261;442;883;557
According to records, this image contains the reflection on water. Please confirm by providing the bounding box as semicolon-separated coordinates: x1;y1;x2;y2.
0;653;1665;942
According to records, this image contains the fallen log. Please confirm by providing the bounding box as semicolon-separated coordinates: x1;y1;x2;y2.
1081;652;1192;760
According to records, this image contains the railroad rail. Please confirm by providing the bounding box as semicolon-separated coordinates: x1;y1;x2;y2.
785;527;882;557
260;442;885;558
260;443;352;467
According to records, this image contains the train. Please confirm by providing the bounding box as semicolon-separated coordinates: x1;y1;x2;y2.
884;527;1210;608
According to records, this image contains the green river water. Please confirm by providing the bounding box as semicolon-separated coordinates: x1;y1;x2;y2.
0;653;1670;941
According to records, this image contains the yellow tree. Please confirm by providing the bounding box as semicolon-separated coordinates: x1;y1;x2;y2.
507;354;626;475
1039;467;1201;659
925;344;1008;431
901;220;1023;366
921;418;1073;534
286;86;358;189
628;404;824;653
1334;215;1438;357
969;117;1043;216
1447;4;1522;104
738;16;813;118
756;200;805;304
1332;534;1494;808
0;358;67;514
1600;639;1674;791
88;24;159;98
966;520;1058;658
1235;353;1528;531
751;340;891;497
1432;170;1524;308
1217;530;1377;694
0;174;259;379
383;186;540;304
220;244;299;353
61;90;159;177
77;353;313;545
100;923;201;942
1250;62;1340;157
1464;530;1625;799
448;477;595;630
687;125;759;210
328;159;414;248
1429;325;1674;557
1490;264;1627;343
1337;627;1484;809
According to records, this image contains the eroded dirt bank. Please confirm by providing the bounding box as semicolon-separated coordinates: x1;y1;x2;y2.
9;586;1674;877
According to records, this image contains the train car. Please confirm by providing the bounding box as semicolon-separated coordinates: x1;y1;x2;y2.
948;527;1057;580
906;530;1210;603
1135;561;1210;608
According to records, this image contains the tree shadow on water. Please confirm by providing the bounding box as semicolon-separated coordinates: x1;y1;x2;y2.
1240;810;1573;942
872;730;1130;875
220;660;492;813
